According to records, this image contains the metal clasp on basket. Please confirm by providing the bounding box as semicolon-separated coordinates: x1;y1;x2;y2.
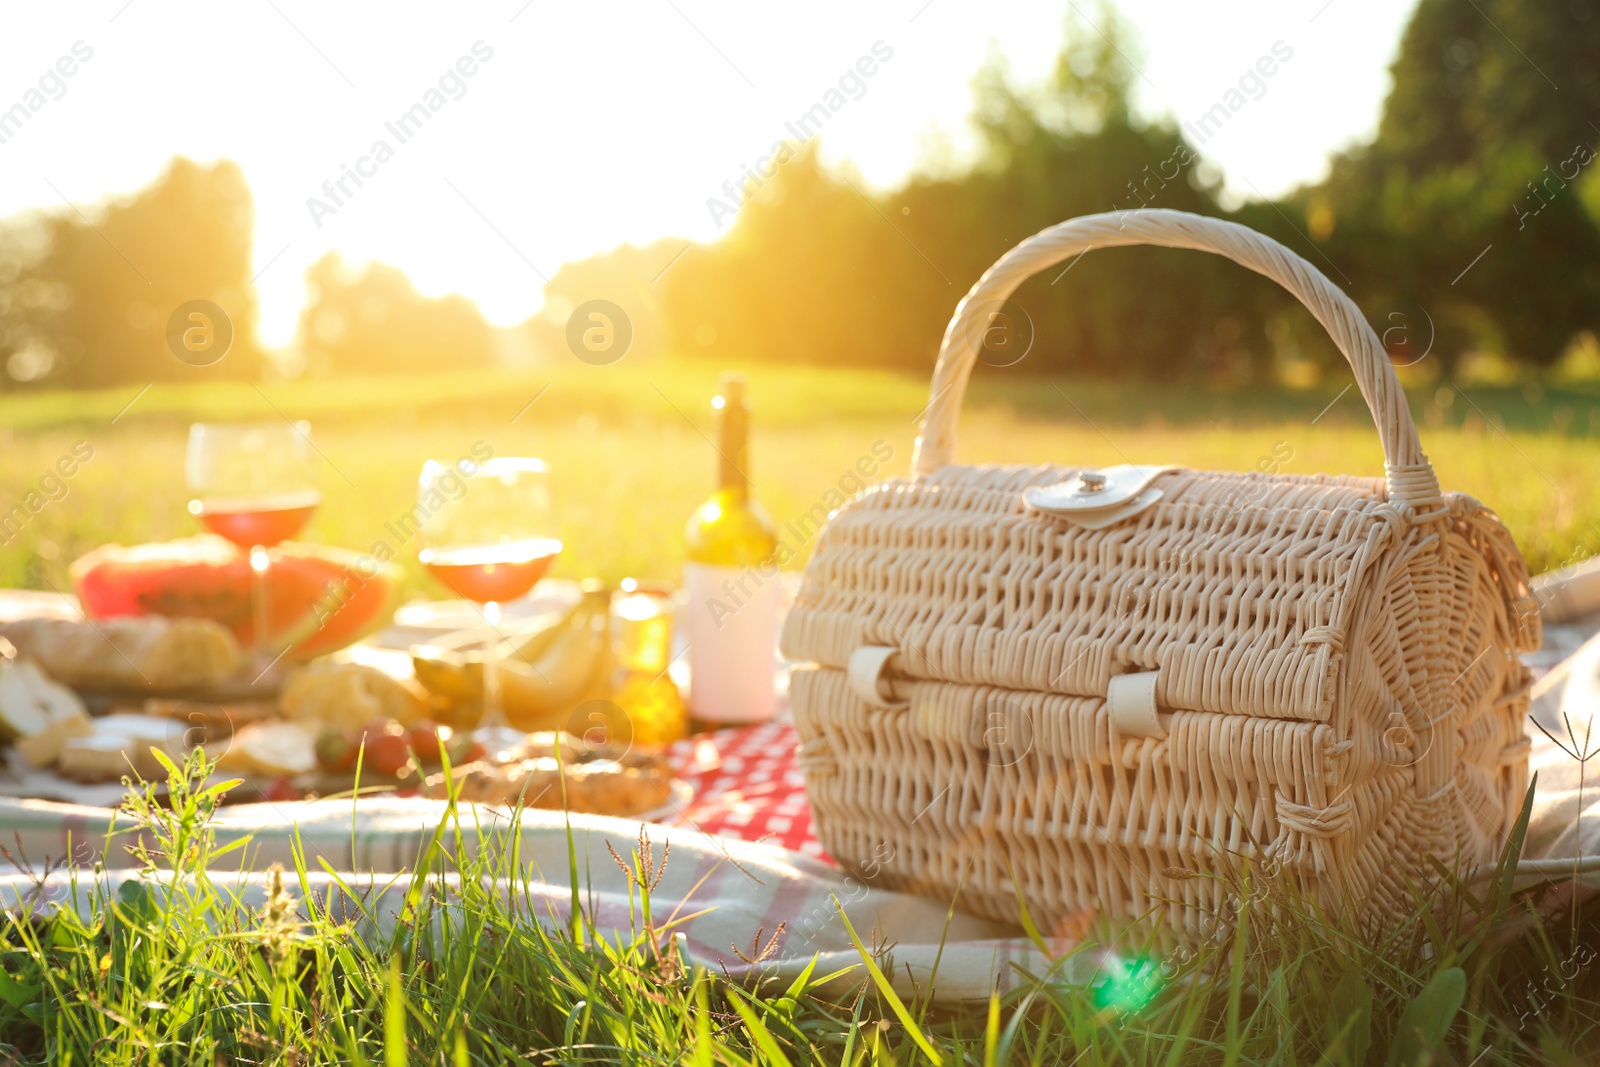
1024;464;1174;530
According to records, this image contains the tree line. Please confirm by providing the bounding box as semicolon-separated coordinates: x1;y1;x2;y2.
0;0;1595;389
658;0;1600;381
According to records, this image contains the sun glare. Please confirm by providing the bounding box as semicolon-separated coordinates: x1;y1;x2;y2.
0;1;1416;349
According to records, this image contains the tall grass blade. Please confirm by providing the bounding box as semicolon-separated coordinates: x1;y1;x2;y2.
728;986;795;1067
1324;965;1373;1066
833;897;943;1065
1386;966;1465;1067
982;990;1001;1067
386;954;407;1067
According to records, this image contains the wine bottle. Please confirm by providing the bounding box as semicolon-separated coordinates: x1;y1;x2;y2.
683;374;779;727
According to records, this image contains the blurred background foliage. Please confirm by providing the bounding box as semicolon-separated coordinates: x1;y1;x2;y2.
1;0;1598;390
0;157;265;388
295;252;496;377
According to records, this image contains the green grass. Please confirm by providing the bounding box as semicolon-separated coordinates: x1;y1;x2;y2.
2;366;1599;1061
0;752;1594;1064
2;361;1598;597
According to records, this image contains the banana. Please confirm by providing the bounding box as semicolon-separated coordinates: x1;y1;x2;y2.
504;596;580;665
411;584;613;732
424;593;580;662
409;648;480;705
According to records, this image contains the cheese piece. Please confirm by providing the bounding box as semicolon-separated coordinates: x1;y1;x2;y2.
57;714;190;782
15;712;94;767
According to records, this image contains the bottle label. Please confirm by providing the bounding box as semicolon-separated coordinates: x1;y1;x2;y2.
683;562;779;724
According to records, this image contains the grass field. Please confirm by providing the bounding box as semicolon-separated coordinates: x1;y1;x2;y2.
0;751;1592;1065
3;360;1598;595
2;363;1599;1062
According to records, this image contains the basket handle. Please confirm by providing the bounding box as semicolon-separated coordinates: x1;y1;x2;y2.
910;209;1440;511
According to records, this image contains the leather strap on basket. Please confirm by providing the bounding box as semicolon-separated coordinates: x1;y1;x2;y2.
910;209;1442;513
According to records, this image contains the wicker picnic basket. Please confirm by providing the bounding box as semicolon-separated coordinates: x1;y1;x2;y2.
782;209;1540;942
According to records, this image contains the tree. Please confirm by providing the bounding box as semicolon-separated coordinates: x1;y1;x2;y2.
519;239;679;365
296;252;495;376
661;9;1267;382
1311;0;1600;371
4;157;264;388
662;1;1600;378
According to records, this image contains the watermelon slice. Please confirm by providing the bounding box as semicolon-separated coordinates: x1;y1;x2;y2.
71;536;403;661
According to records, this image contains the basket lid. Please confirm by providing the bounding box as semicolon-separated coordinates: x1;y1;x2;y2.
783;463;1413;723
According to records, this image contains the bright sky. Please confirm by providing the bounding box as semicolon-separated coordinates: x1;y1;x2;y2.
0;0;1419;347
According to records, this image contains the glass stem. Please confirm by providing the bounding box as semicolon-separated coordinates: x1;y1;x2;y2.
482;600;503;728
249;546;272;656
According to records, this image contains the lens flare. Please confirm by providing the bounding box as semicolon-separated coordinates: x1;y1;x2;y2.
1092;954;1164;1016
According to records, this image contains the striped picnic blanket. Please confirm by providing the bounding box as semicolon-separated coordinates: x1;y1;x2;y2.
1;565;1598;1002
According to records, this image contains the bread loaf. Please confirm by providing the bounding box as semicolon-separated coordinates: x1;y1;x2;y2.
0;616;240;690
280;661;427;728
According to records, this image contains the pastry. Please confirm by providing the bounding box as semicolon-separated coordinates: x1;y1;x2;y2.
430;757;673;816
504;730;675;778
426;730;676;817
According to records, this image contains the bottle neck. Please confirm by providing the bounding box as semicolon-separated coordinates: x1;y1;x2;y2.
717;394;750;505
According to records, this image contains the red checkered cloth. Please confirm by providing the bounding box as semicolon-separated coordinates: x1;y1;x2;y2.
663;720;827;860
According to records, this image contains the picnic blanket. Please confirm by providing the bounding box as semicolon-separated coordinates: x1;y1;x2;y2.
0;795;1085;999
1;664;1595;1003
667;721;820;856
1;571;1598;1002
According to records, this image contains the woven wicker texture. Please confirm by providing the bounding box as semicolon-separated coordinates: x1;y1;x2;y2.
783;210;1540;940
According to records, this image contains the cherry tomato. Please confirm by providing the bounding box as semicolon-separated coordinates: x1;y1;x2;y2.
260;776;303;803
407;721;446;766
371;719;407;740
315;729;358;772
363;733;413;778
452;739;487;765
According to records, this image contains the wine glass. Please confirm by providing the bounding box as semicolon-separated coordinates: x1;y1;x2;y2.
417;457;560;728
186;421;321;660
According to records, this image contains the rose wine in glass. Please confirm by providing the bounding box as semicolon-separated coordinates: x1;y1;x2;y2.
417;457;560;727
192;490;322;548
186;422;321;659
421;539;562;603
